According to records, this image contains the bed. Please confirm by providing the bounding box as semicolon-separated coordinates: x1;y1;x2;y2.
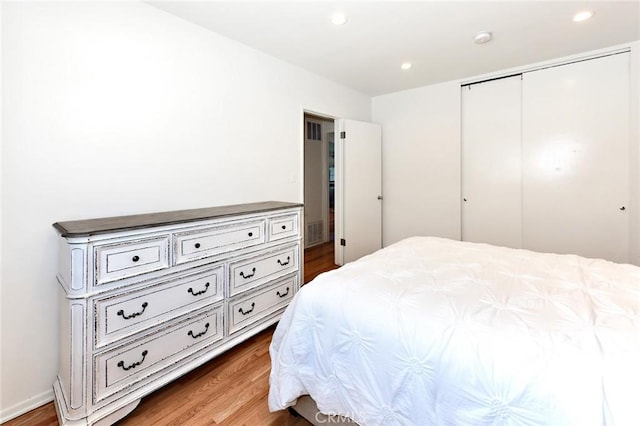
268;237;640;425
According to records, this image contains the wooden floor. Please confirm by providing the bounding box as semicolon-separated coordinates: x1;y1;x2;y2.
5;242;338;426
303;241;339;284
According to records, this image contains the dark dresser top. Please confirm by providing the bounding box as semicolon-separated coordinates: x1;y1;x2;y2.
53;201;303;237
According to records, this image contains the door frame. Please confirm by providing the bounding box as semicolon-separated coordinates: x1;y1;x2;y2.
303;114;331;247
301;112;383;267
301;109;340;261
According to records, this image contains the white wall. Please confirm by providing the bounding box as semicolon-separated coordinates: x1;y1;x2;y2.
0;0;4;419
304;134;324;226
372;82;462;246
0;1;370;420
630;41;640;266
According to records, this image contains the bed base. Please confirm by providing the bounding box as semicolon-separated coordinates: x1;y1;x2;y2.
290;395;358;425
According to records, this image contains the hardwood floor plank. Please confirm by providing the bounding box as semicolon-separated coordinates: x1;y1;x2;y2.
6;244;339;426
2;405;58;426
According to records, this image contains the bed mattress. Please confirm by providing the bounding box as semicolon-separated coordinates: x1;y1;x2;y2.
269;237;640;425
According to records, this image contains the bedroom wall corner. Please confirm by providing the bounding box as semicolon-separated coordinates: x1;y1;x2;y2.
0;1;370;421
372;82;461;247
0;0;4;416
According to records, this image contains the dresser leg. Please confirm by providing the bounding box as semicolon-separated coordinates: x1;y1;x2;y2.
54;378;140;426
93;399;141;426
53;379;88;426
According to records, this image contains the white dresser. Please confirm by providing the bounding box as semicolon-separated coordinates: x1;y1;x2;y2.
52;201;303;425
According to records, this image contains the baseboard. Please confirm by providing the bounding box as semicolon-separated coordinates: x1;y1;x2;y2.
0;388;54;423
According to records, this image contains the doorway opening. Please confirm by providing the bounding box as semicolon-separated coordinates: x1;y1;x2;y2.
303;112;340;283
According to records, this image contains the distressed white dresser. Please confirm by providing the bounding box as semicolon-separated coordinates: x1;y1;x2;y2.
52;201;303;425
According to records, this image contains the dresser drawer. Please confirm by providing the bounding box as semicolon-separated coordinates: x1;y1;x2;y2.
229;244;299;296
95;236;170;285
228;276;296;335
94;266;224;348
174;220;265;265
94;306;223;402
268;213;299;242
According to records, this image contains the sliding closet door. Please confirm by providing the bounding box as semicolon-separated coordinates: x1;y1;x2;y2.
462;76;522;249
522;53;630;263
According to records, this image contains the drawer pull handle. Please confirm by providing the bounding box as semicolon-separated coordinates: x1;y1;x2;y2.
239;268;256;279
187;322;210;339
281;225;287;230
194;242;201;249
187;282;210;296
239;302;256;316
277;287;290;298
248;232;254;237
117;302;148;320
117;350;148;371
277;256;291;266
131;255;140;263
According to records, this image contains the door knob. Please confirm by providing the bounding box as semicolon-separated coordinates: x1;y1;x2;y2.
620;206;626;211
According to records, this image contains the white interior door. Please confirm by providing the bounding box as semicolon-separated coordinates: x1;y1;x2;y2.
522;53;630;262
461;76;523;249
335;119;382;265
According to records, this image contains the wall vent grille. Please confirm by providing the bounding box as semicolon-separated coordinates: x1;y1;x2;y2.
306;221;324;247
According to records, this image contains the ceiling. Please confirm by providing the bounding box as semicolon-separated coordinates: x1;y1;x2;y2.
148;1;640;96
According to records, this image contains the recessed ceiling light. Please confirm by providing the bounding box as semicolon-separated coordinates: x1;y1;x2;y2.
573;11;594;22
331;13;347;25
401;62;412;70
473;31;492;44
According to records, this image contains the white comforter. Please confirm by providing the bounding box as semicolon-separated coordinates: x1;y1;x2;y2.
269;237;640;425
